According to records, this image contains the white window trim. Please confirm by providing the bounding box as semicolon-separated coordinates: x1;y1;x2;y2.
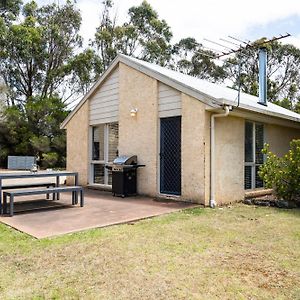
89;123;117;186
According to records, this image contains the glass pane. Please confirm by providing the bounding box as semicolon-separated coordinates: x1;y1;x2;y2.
244;166;252;189
108;123;119;162
255;124;264;164
245;122;253;162
107;168;112;185
93;164;105;184
92;125;104;161
255;165;264;188
92;127;100;160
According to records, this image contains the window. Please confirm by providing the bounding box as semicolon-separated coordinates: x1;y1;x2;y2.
244;121;264;189
91;123;119;185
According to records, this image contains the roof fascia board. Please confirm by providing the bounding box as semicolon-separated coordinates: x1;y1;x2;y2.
119;57;300;123
240;103;300;123
208;97;300;123
228;107;300;129
62;54;300;129
60;57;120;129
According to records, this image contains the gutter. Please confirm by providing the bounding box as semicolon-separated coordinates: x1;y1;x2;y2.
210;105;231;208
212;97;300;124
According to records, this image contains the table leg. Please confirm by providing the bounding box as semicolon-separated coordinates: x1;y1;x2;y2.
46;185;50;200
56;175;60;200
3;193;7;214
0;179;2;215
80;189;84;207
75;174;79;204
10;195;14;217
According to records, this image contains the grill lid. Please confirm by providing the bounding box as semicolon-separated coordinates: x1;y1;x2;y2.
113;155;137;165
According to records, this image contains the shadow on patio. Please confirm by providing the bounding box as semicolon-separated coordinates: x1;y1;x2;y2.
0;188;198;239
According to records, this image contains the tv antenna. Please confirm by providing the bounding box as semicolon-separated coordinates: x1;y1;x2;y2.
201;33;291;108
215;33;291;58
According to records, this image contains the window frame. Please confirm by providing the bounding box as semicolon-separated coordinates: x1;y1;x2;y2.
244;121;265;190
90;123;118;186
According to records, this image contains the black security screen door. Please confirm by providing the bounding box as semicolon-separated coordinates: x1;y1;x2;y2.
160;116;181;195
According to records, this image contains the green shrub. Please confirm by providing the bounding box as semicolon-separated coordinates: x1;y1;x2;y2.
42;152;59;168
259;139;300;202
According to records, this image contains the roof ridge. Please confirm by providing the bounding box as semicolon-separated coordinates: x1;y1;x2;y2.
61;54;300;129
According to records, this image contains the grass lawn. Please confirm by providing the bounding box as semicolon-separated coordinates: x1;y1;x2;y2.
0;204;299;299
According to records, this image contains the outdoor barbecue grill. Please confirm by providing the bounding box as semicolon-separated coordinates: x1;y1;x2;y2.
106;155;145;197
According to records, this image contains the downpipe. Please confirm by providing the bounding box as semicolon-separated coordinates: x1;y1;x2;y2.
210;105;231;208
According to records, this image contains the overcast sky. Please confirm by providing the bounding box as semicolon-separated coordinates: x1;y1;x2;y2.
33;0;300;50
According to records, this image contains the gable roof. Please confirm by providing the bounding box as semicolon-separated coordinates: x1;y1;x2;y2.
61;54;300;128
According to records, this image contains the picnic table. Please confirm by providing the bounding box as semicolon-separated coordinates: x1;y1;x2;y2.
0;170;79;215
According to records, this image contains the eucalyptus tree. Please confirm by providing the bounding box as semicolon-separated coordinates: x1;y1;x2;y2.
0;0;99;105
0;0;22;24
0;0;98;166
224;39;300;111
171;37;226;82
94;0;173;68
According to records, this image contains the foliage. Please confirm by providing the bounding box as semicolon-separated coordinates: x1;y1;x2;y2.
0;96;68;167
171;37;226;82
127;0;173;65
0;78;6;108
0;0;22;24
1;0;300;170
0;0;98;105
0;0;96;167
224;39;300;111
67;48;103;95
42;152;59;168
259;140;300;202
94;0;173;68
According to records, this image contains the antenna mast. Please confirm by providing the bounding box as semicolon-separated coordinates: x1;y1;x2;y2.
215;33;291;58
201;33;291;108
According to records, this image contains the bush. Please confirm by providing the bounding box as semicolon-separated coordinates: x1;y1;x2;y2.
259;139;300;202
0;96;67;168
42;152;59;168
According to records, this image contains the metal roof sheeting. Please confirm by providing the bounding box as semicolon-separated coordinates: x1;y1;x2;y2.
61;54;300;128
121;54;300;123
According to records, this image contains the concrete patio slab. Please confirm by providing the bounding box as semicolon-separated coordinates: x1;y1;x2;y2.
0;189;197;238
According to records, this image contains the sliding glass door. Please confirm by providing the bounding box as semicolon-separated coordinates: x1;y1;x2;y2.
91;123;119;185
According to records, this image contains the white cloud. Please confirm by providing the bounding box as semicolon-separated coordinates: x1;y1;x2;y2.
26;0;300;49
77;0;100;46
286;35;300;48
77;0;300;49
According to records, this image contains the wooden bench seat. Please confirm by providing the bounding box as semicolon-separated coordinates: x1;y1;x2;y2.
3;186;84;216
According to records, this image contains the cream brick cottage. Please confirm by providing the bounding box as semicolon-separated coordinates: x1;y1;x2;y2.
61;54;300;206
